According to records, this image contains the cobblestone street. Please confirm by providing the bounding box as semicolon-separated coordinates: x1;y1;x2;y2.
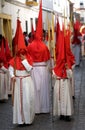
0;58;85;130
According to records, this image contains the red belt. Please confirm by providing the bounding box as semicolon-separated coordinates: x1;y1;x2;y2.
0;71;5;74
33;65;47;67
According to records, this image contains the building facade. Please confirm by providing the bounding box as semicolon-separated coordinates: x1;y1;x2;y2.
0;0;73;47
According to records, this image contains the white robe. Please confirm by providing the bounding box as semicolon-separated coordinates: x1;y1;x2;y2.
0;66;8;100
7;71;12;95
81;34;85;56
31;61;51;114
53;69;74;116
71;35;82;66
72;44;81;66
9;59;35;124
71;66;75;97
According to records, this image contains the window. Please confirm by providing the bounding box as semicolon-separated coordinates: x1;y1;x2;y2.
80;17;84;22
30;18;33;31
35;18;38;30
80;2;84;8
25;20;28;34
80;2;83;6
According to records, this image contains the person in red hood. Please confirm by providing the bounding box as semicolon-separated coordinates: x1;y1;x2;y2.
27;37;51;114
0;35;9;101
71;24;82;67
52;23;74;121
65;26;76;100
27;0;51;114
8;19;35;125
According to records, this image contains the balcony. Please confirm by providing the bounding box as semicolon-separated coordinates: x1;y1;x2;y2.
25;0;38;6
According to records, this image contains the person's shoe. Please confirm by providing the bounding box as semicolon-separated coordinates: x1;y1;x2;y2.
65;116;71;122
72;96;75;100
59;115;65;120
75;65;79;67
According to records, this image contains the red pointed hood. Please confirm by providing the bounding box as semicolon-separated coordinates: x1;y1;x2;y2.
53;25;67;78
35;0;43;40
27;0;50;62
5;38;12;62
13;19;26;55
55;17;60;42
72;28;81;45
31;19;35;35
74;20;81;31
0;38;6;63
72;19;81;44
55;17;60;59
65;29;75;69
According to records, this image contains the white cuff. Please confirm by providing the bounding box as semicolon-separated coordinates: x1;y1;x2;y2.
1;66;7;72
22;59;32;72
8;66;15;78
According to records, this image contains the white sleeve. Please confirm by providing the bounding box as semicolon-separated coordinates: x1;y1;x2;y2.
66;69;72;79
72;64;75;70
8;65;15;78
21;59;33;72
52;70;56;78
1;66;8;72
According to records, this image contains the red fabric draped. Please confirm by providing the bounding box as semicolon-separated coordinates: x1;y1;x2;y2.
55;18;60;60
27;39;50;62
72;28;81;45
54;60;67;78
9;53;33;70
65;29;75;69
5;38;12;62
53;26;67;78
9;19;32;70
27;0;50;62
0;38;6;63
0;38;8;68
74;20;81;31
72;20;81;45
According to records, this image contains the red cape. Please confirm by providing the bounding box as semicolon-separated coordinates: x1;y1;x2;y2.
27;39;50;62
9;54;33;70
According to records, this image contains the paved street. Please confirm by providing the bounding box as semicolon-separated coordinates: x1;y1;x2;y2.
0;57;85;130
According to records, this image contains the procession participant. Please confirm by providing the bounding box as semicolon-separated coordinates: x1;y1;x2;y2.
52;23;73;121
71;20;82;67
0;35;8;101
65;25;75;99
8;19;35;125
27;0;51;114
4;37;12;95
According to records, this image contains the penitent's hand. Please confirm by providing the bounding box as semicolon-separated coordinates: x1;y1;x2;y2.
20;54;26;61
0;62;3;67
12;76;16;82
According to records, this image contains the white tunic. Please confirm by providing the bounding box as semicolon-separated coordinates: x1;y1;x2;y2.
72;44;80;66
71;36;81;66
0;66;8;100
31;61;51;114
9;59;35;124
53;69;74;116
71;65;75;97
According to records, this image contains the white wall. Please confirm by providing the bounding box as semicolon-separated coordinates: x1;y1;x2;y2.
2;1;39;37
1;0;71;37
43;0;53;11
